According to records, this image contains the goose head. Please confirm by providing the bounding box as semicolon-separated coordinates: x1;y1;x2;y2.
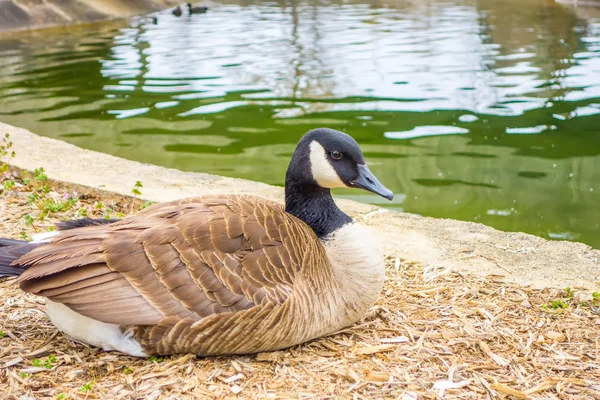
285;128;393;237
287;128;393;200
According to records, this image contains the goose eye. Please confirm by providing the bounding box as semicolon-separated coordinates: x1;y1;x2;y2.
330;151;342;160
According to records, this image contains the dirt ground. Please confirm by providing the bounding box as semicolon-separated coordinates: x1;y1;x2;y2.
0;180;599;399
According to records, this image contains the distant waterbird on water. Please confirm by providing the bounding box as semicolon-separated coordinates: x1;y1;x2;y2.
187;3;208;14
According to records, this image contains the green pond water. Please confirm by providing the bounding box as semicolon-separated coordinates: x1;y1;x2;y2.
0;0;599;248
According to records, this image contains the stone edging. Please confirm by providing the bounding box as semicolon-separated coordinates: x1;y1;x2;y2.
1;121;599;293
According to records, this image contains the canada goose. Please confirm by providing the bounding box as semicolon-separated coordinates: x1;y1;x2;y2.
0;128;393;357
172;5;182;16
187;3;208;14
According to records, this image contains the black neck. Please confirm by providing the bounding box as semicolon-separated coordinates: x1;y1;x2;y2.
284;151;352;238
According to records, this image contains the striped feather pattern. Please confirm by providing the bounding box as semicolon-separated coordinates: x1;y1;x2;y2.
14;195;337;355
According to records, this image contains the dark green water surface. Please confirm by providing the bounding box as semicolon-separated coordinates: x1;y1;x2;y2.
0;0;599;247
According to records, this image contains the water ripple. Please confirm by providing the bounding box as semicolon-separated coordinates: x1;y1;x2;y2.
0;0;599;248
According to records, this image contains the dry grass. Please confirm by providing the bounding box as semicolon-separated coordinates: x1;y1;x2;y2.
1;180;600;399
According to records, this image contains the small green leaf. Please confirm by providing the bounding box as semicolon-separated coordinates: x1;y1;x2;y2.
34;167;47;181
2;180;15;191
32;355;56;369
550;300;568;309
79;381;94;393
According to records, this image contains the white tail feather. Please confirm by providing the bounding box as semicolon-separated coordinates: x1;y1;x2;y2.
30;231;60;244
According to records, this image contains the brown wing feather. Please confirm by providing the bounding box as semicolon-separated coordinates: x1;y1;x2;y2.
15;195;318;326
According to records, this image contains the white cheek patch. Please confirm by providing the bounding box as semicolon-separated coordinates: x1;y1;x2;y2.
309;141;348;189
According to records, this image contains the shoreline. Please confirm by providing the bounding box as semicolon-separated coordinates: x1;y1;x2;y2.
1;120;598;293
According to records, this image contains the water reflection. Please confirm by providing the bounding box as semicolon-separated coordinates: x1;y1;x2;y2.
0;0;598;248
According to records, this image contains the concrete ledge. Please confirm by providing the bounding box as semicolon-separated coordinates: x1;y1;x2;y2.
556;0;600;6
2;121;599;292
0;0;180;32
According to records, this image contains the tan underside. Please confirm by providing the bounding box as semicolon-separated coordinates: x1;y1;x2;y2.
129;222;385;356
35;219;384;357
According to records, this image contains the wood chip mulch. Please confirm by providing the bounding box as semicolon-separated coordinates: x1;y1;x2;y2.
0;179;599;399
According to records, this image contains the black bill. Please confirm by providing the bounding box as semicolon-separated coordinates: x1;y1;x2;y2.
350;164;394;201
